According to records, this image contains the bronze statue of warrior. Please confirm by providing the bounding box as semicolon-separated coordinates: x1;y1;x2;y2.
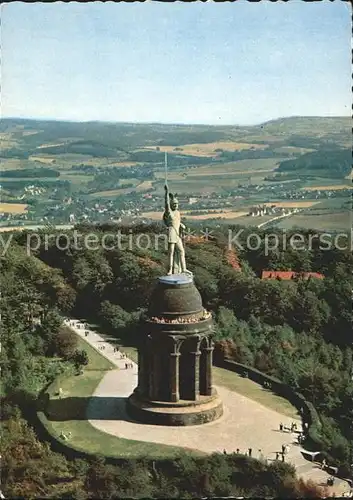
163;184;191;276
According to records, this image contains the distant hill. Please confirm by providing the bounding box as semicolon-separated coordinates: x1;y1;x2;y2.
260;116;351;134
0;116;351;157
36;139;127;158
257;116;352;150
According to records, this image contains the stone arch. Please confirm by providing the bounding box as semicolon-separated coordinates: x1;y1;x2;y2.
146;334;160;400
199;335;214;396
179;335;201;400
199;336;208;395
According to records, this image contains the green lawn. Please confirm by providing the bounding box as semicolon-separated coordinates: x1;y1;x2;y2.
77;320;139;363
44;368;198;458
213;367;299;419
41;326;300;459
70;329;115;372
41;412;198;459
42;333;199;459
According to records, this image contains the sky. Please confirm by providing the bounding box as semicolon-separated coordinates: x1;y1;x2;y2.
1;1;351;125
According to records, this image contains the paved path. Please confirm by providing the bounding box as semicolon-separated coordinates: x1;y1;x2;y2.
65;318;350;496
65;318;137;372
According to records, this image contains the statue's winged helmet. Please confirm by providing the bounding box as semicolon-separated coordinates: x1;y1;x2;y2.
169;192;179;210
169;192;178;202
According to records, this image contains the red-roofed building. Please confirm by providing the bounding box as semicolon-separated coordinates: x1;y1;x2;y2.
261;271;324;280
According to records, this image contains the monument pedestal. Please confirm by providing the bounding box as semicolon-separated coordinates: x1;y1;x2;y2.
126;274;223;426
127;392;223;427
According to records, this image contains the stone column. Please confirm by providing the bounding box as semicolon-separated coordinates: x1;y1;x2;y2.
190;349;201;400
169;352;180;402
148;353;155;400
151;351;160;400
204;343;214;396
139;342;150;398
137;346;143;395
147;336;157;401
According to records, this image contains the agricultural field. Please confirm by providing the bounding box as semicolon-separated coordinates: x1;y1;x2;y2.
186;168;274;177
0;133;19;149
141;209;249;221
29;156;57;164
151;158;288;195
154;178;230;195
154;175;267;195
142;141;268;157
0;202;28;214
87;187;135;198
104;161;141;168
263;201;320;208
59;173;95;185
272;146;315;155
135;180;153;191
276;212;351;232
275;196;351;232
184;210;249;221
153;159;285;192
0;158;37;170
301;184;352;191
309;197;351;210
0;116;351;228
88;180;152;198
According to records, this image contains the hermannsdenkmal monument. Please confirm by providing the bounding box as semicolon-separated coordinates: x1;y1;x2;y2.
127;174;223;425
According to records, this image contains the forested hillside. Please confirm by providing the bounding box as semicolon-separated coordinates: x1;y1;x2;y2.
1;116;351;155
2;236;337;497
277;149;352;178
12;222;351;472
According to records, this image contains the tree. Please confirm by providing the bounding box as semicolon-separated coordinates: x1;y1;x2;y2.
99;301;130;330
290;289;330;333
39;309;63;356
52;327;78;359
71;349;89;371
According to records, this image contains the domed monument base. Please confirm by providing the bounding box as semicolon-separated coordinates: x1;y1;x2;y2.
127;391;223;427
126;273;223;426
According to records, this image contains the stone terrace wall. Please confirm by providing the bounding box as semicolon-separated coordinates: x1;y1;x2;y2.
214;357;323;452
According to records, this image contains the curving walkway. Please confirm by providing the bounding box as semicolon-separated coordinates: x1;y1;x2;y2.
65;318;350;496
